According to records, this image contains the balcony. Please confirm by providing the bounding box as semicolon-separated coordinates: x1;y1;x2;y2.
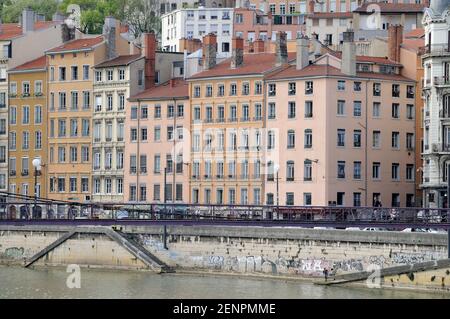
228;117;237;123
21;170;29;176
440;109;450;119
421;44;450;57
434;76;450;86
9;170;15;177
216;118;225;123
240;117;250;122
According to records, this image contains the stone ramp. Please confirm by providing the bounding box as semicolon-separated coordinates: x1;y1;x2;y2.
104;229;174;273
25;230;77;268
315;259;450;286
24;227;173;273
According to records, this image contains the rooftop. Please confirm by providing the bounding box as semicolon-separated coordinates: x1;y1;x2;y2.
189;52;296;79
9;55;47;72
94;54;142;68
0;21;58;41
267;63;414;82
307;12;353;19
129;78;189;101
354;2;426;13
46;36;104;54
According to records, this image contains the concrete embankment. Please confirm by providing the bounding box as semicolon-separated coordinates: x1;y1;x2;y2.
0;224;449;291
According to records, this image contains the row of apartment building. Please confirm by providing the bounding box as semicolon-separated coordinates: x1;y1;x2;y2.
161;1;427;53
2;7;427;214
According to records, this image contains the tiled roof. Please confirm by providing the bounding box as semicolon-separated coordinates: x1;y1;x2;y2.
9;55;47;72
95;54;142;68
307;12;353;18
189;52;296;79
404;28;425;39
354;3;426;13
129;78;189;101
46;36;104;53
267;64;414;81
401;38;425;51
0;21;57;41
330;51;402;66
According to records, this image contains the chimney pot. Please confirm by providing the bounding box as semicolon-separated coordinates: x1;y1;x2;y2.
275;31;288;66
142;32;157;89
202;33;217;70
341;29;356;76
231;37;244;68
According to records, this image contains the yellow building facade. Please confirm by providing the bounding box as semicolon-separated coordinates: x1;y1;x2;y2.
8;56;48;199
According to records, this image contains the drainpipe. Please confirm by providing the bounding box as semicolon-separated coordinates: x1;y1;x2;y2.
137;100;141;207
173;98;177;208
365;80;368;206
262;78;267;205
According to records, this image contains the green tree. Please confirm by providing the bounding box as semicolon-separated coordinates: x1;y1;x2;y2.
1;0;58;23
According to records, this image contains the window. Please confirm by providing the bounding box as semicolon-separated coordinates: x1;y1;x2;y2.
373;83;381;96
337;161;346;179
392;103;400;119
0;119;5;135
70;119;78;137
392;84;400;97
59;92;66;110
154;126;161;141
353;193;361;207
287;130;295;149
34;106;42;124
81;177;89;193
353;101;361;117
194;86;201;98
268;103;276;119
406;104;414;119
22;132;29;149
58;178;65;192
71;66;78;80
391;193;400;207
288;102;296;119
217;84;225;97
286;193;294;206
9;132;16;150
407;85;414;98
337;129;345;147
406;164;414;181
206;85;213;97
58;119;66;137
154;155;161;173
305;101;313;118
59;67;66;81
288;82;296;95
372;162;380;179
268;84;276;96
106;94;113;111
353;161;361;179
240;188;248;205
129;185;136;201
242;82;250;95
83;91;90;109
354;82;361;91
255;82;262;95
337;192;345;206
353;130;361;147
22;106;30;124
337;80;345;91
107;70;113;81
304;160;312;181
392;163;399;180
304;129;312;148
70;146;78;162
373;102;380;118
242;104;250;121
406;133;414;150
82;146;89;162
140;155;147;173
267;130;275;150
10;107;16;124
337;100;345;115
130;128;138;142
392;132;400;149
286;161;295;181
35;81;42;95
372;131;381;148
305;81;313;94
153;184;160;201
58;147;66;163
83;65;89;80
230;83;237;96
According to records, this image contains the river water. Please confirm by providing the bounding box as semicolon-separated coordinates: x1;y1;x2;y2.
0;266;449;299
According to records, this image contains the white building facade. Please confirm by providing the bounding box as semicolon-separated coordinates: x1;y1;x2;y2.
421;0;450;208
92;55;146;203
161;8;234;55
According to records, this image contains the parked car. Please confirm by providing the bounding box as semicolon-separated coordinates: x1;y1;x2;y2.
345;227;361;231
362;227;388;231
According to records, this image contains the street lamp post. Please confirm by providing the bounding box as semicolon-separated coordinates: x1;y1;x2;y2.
32;158;41;219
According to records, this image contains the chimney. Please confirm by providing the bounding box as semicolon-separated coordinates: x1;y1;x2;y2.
231;37;244;68
341;30;356;76
202;33;217;70
296;34;309;70
129;41;141;55
52;12;66;22
309;0;315;13
180;37;203;53
275;31;288;66
36;14;45;22
254;39;265;53
22;8;35;33
103;16;117;60
142;32;157;89
170;78;176;87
